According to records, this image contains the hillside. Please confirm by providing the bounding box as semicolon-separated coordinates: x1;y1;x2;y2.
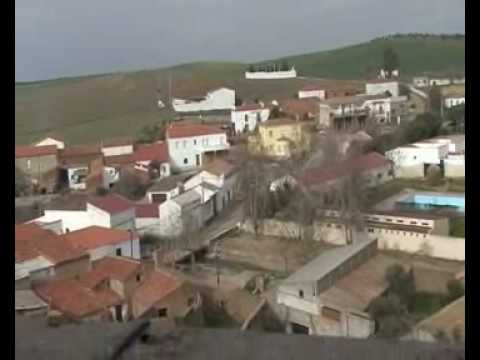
15;35;464;145
267;35;464;79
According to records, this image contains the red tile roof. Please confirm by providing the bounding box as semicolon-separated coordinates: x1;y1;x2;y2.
132;271;181;313
15;223;87;264
134;203;160;218
301;152;391;187
234;104;263;111
88;194;133;214
104;154;135;166
280;98;319;117
34;279;121;319
15;145;57;158
133;142;169;163
300;85;324;91
61;226;135;251
166;123;225;139
79;256;141;289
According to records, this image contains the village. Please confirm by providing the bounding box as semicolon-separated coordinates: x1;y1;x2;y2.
15;62;465;357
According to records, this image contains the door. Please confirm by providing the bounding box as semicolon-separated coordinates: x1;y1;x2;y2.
196;154;201;166
114;305;123;322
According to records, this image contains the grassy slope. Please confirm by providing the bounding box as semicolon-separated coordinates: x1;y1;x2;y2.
15;36;464;145
270;37;465;79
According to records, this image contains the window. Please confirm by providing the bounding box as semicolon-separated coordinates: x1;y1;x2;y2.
184;158;188;165
377;173;382;179
136;274;142;282
421;222;429;226
157;308;168;317
326;223;332;228
116;248;122;256
298;290;304;298
396;220;404;223
256;113;261;122
386;219;393;222
335;224;341;229
194;139;197;145
245;114;248;122
368;228;374;233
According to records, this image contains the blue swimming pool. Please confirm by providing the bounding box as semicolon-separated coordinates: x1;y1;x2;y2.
396;193;465;213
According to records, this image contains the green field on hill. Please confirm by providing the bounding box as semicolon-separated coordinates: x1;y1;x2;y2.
15;35;464;145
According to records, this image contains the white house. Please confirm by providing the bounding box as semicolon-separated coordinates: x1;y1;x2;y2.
31;194;136;234
365;80;400;97
183;159;238;216
413;76;429;88
444;95;465;109
172;87;235;113
146;173;195;204
362;95;408;125
429;78;451;87
386;136;465;178
61;225;140;260
231;104;270;134
245;68;297;80
34;137;65;150
166;122;230;172
298;86;326;100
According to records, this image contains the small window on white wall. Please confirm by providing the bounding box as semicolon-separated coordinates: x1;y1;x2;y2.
184;158;188;165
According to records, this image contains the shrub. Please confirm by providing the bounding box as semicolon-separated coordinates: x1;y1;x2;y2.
446;279;464;302
113;172;148;200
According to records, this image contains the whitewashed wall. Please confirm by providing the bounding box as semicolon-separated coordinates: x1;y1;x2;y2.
32;211;92;232
231;108;270;134
167;133;229;171
89;238;140;261
366;82;399;97
298;90;325;100
245;69;297;79
34;138;65;149
102;145;134;157
172;88;235;112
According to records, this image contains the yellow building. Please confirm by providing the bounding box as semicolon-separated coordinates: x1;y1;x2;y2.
248;118;312;158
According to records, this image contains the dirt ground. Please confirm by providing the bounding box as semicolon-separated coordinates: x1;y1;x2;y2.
216;230;337;274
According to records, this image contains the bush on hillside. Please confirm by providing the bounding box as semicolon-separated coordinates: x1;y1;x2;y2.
136;123;166;144
113;172;148;200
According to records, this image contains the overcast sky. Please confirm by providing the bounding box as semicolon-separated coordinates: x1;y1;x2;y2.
15;0;465;82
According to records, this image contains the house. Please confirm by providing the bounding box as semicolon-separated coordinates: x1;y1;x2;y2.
276;238;378;337
131;270;201;320
132;141;171;178
15;223;90;289
298;85;326;100
166;122;230;172
34;277;124;323
248;118;312;159
365;79;400;97
405;296;464;344
15;145;59;193
146;173;196;204
134;203;161;235
61;226;140;260
230;104;270;134
183;159;238;214
32;193;136;234
58;146;105;191
413;76;430;88
300;152;393;192
101;138;134;157
444;95;465;109
280;98;319;120
157;188;207;237
172;87;235;113
386;135;465;178
33;136;65;150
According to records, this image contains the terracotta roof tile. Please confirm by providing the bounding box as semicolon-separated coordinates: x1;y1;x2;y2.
166;123;226;139
104;154;135;166
88;194;133;214
280;98;319;117
61;226;135;251
34;279;121;319
132;271;181;313
15;145;57;158
79;257;142;289
134;203;160;218
301;152;390;187
133;142;169;163
15;223;87;264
